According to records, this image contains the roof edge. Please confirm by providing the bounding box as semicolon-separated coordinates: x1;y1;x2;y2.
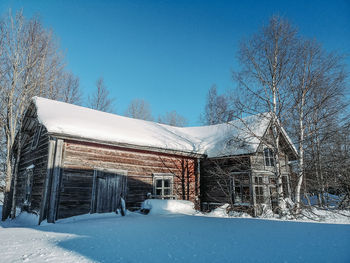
48;132;205;158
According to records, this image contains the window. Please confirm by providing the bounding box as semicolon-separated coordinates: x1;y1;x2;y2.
254;176;264;204
24;165;35;206
31;124;42;150
153;174;174;199
264;148;275;167
233;174;251;204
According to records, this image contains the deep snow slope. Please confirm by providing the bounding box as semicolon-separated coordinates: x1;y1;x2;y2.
1;212;350;263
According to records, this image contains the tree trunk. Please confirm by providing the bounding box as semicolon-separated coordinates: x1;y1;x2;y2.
295;96;305;211
10;117;24;219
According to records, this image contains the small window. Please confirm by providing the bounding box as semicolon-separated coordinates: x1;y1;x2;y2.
264;148;275;167
153;174;174;199
254;176;263;185
233;174;251;204
24;165;35;206
31;124;42;150
255;186;264;204
254;176;264;204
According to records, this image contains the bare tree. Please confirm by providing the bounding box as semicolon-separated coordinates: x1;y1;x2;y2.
233;16;299;211
0;10;70;220
125;99;153;121
201;85;233;125
87;77;114;112
59;71;82;105
158;110;187;127
287;38;347;210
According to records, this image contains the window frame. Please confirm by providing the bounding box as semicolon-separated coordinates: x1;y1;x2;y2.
264;148;275;167
24;165;35;206
232;174;251;205
254;176;264;204
152;173;174;199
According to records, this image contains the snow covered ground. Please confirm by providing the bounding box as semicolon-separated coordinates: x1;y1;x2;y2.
1;201;350;263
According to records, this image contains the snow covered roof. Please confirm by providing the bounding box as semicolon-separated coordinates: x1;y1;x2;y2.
32;97;285;158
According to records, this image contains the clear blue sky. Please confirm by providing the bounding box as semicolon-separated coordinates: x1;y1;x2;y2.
1;0;349;125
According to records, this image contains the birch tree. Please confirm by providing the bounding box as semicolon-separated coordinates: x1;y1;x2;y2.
288;39;347;210
231;16;301;213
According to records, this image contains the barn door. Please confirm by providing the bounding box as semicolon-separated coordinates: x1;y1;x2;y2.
91;170;127;213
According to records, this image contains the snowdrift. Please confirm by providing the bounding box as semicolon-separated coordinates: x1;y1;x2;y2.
141;199;196;215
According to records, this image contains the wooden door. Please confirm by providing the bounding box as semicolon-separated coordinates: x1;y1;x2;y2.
91;170;127;213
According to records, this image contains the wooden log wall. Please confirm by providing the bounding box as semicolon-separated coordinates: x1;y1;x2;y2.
15;105;49;215
58;140;199;219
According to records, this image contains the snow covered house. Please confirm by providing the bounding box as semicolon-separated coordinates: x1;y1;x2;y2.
7;97;297;223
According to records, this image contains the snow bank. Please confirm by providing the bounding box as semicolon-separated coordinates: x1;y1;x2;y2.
141;199;196;215
298;208;350;224
207;204;252;218
1;210;40;227
43;211;123;225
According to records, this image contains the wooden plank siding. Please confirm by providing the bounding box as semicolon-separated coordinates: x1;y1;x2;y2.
56;139;199;219
14;116;49;217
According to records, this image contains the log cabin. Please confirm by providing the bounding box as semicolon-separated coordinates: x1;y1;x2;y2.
7;97;297;223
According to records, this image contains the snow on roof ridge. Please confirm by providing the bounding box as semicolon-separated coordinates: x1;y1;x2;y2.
31;97;272;157
32;96;167;128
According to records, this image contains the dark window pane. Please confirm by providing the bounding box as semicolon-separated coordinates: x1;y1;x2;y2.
235;186;241;194
255;186;263;195
242;187;251;202
156;179;162;187
156;189;162;196
255;177;263;185
243;186;250;195
164;189;171;196
164;179;170;188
